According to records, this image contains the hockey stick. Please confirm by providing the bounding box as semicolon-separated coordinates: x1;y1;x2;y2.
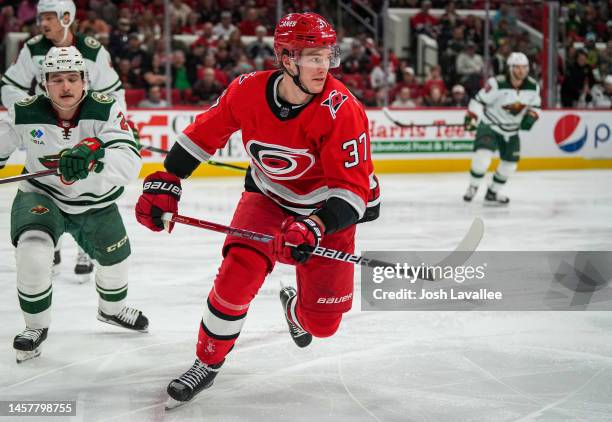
140;144;248;172
0;169;57;185
161;213;485;280
382;107;506;129
160;212;426;276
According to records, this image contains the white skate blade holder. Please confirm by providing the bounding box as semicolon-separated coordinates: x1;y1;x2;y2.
16;348;41;363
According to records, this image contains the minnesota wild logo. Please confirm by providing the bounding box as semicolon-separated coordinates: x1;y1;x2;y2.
502;102;526;116
29;205;49;215
91;92;113;104
16;96;37;107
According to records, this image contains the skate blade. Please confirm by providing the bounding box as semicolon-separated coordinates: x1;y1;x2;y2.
16;348;41;363
76;273;92;284
165;397;187;410
483;201;509;207
96;315;149;333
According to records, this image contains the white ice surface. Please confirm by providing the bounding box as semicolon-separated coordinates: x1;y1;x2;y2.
0;170;611;422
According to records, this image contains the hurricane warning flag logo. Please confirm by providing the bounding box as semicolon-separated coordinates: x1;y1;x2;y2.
321;90;348;119
554;114;588;153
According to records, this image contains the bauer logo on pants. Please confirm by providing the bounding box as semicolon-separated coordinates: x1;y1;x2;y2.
29;205;49;215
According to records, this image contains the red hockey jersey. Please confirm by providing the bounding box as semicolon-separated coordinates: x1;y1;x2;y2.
177;70;373;218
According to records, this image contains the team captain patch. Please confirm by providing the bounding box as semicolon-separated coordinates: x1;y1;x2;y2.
321;90;348;119
29;205;49;215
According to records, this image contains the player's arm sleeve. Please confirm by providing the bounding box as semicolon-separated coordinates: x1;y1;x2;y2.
0;47;36;109
468;77;498;118
313;100;371;233
529;83;542;117
0;110;20;169
95;102;141;185
90;47;126;110
165;84;240;179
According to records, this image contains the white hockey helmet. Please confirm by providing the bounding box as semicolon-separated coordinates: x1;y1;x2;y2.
507;52;529;67
37;0;76;28
42;46;88;91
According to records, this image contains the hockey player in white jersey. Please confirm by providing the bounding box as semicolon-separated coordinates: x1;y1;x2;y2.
0;47;148;363
462;52;541;205
0;0;127;277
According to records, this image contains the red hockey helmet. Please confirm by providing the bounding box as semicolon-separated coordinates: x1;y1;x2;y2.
274;13;341;68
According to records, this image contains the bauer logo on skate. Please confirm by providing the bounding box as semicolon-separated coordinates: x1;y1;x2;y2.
554;114;588;153
246;141;315;180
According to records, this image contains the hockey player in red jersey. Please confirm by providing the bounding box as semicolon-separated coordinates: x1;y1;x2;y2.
135;12;379;407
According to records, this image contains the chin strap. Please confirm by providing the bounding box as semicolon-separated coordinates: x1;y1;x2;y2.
282;62;315;96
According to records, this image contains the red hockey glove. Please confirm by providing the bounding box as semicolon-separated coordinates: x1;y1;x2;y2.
274;216;323;265
127;119;140;145
58;137;105;182
135;171;181;232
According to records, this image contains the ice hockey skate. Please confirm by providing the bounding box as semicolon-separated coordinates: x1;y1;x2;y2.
74;248;94;283
280;287;312;348
97;306;149;332
13;328;48;363
484;188;510;206
165;359;224;409
463;185;478;202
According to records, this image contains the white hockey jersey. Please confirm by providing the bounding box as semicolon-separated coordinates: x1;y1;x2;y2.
0;92;141;214
468;74;541;137
1;34;126;111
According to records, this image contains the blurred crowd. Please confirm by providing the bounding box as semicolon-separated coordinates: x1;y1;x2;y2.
0;0;610;108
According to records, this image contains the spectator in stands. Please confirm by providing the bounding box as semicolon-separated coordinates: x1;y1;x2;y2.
445;84;468;107
410;0;439;38
198;0;220;24
588;74;612;108
584;32;599;67
493;3;517;30
170;0;193;27
598;40;612;78
492;19;511;47
192;67;223;104
182;11;206;36
238;7;262;36
120;33;151;72
492;40;511;76
215;39;237;73
463;15;483;47
118;58;144;89
392;66;421;101
109;17;133;58
342;40;369;75
192;22;218;50
17;0;37;26
213;10;237;40
229;53;255;80
423;65;447;98
456;42;483;97
438;1;461;51
370;56;396;90
391;87;416;108
565;4;582;42
79;9;110;36
373;87;388;107
138;85;169;108
561;49;595;107
172;50;195;91
144;53;169;87
422;85;445;107
246;25;274;68
91;0;118;27
227;29;246;60
0;6;22;40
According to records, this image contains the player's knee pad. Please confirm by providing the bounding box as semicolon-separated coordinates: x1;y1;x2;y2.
496;160;518;180
471;149;494;175
212;246;269;309
299;308;343;338
16;230;54;293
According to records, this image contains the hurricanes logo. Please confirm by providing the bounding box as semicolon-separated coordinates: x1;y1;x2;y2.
321;90;348;119
246;140;315;180
29;205;49;215
502;102;526;116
